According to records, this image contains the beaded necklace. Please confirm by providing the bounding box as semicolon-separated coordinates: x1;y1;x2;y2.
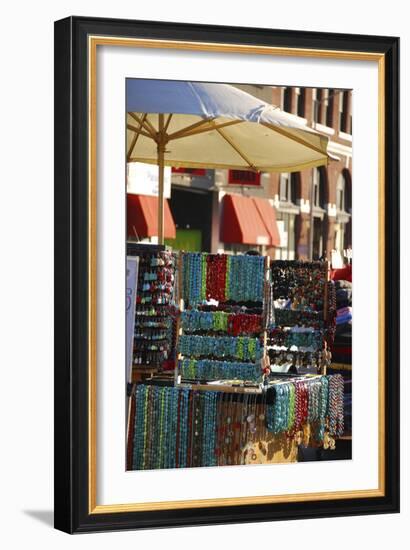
178;335;262;361
192;392;204;467
186;390;194;468
177;389;188;468
327;374;344;437
316;376;329;442
147;386;154;469
266;382;291;434
178;358;263;382
201;253;207;302
132;385;144;470
201;391;218;467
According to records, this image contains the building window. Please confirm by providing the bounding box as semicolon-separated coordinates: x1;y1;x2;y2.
339;91;350;133
334;223;345;253
279;173;290;201
275;212;296;260
313;89;329;125
344;169;352;213
337;173;346;211
283;87;292;113
279;173;298;203
296;88;306;117
312;218;324;260
313;180;319;207
312;88;322;124
312;168;326;209
326;89;334;127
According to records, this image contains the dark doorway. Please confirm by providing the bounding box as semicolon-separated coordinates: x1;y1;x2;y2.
166;186;213;252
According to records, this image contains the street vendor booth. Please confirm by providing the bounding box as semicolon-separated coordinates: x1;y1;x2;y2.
126;80;344;470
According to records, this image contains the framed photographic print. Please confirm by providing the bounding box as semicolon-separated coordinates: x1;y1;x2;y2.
54;16;400;533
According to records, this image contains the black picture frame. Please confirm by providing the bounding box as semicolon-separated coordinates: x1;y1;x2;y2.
54;16;400;533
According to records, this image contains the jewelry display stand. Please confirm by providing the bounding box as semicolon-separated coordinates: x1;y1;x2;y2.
267;261;335;377
127;242;178;382
127;253;344;470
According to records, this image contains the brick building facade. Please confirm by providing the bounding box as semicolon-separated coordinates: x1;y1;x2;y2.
235;84;352;260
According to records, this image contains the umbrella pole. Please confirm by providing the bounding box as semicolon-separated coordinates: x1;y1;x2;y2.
157;114;165;245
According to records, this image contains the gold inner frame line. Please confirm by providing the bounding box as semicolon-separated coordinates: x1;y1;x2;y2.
88;35;386;514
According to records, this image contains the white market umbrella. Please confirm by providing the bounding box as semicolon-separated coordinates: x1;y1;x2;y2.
126;80;330;243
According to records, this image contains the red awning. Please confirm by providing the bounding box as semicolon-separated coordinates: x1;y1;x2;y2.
127;194;176;240
252;197;280;247
220;194;271;246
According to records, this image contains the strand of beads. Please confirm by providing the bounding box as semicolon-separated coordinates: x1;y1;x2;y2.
206;254;227;302
225;255;231;299
132;384;147;470
307;379;321;423
201;253;208;302
325;280;337;346
176;389;188;468
287;383;296;431
156;386;166;469
178;335;262;361
228;255;264;302
181;310;229;333
264;376;343;440
228;313;263;336
182;253;203;305
182;253;265;304
201;391;218;466
316;376;329;441
266;382;294;434
265;378;323;436
285;329;324;350
181;310;262;335
179;358;263;382
168;388;179;469
291;380;308;434
327;374;344;437
266;384;280;433
274;308;325;329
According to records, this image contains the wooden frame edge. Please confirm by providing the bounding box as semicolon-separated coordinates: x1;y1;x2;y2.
87;34;388;515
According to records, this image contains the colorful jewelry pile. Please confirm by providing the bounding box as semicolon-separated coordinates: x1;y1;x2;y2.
274;308;325;329
268;327;325;351
178;358;263;382
270;260;327;308
178;335;262;361
181;310;263;336
128;375;344;470
267;261;336;372
182;253;265;306
178;252;266;383
264;376;339;440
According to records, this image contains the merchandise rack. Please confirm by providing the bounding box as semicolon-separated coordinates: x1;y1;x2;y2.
267;260;335;377
127;242;178;381
127;252;345;471
174;252;270;386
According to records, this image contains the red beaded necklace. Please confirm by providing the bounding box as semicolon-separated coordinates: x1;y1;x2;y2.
206;254;227;303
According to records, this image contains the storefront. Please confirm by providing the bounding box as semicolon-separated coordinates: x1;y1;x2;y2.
219;193;279;254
